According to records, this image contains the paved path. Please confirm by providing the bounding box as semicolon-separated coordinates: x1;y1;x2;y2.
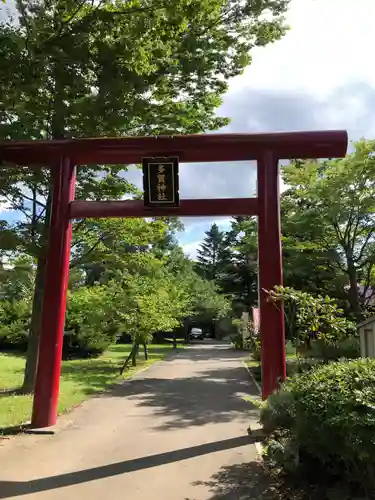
0;343;264;499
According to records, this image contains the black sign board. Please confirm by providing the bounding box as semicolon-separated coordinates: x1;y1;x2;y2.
142;157;179;207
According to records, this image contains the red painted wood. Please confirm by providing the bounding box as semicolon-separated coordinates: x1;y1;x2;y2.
69;198;259;219
31;158;76;428
257;151;286;399
0;130;348;166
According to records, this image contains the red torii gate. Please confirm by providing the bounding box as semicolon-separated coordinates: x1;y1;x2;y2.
0;131;348;428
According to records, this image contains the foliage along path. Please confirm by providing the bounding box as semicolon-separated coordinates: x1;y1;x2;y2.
0;342;262;500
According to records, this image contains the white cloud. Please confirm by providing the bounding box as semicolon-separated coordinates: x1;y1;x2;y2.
182;241;200;260
229;0;375;97
182;217;232;235
0;200;12;213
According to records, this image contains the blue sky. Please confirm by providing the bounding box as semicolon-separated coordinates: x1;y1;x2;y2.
2;0;375;258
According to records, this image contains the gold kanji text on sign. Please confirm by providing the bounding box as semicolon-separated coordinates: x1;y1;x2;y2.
156;164;167;200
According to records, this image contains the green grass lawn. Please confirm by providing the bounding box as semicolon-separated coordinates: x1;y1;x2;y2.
0;343;181;430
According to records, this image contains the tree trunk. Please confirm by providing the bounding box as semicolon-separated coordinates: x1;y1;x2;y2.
21;255;47;393
21;190;52;394
210;323;215;339
143;342;148;360
120;348;133;374
347;260;361;318
184;320;191;344
132;342;138;367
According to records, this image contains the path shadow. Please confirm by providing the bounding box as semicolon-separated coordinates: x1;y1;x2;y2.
0;388;22;397
100;345;259;431
189;461;281;500
0;351;25;358
104;376;255;431
0;434;264;498
59;348;170;396
0;423;30;436
60;362;123;395
190;460;318;500
166;343;247;363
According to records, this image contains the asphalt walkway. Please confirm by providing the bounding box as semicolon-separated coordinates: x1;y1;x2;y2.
0;342;265;499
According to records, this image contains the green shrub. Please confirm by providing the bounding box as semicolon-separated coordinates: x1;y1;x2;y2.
285;357;321;377
63;326;117;358
0;299;30;351
267;286;356;352
251;338;261;361
231;331;251;350
64;286;119;358
338;336;361;358
285;340;296;357
231;318;262;360
251;357;319;383
306;336;360;361
261;359;375;496
261;390;296;434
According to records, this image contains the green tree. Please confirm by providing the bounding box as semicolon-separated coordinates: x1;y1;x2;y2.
267;285;356;351
0;255;35;301
225;216;258;313
195;217;258;315
1;0;289;141
281;140;375;318
0;256;34;352
188;277;230;336
70;217;169;280
118;271;190;368
64;246;192;361
196;223;232;281
65;284;119;357
158;242;230;338
281;191;347;299
0;165;139;391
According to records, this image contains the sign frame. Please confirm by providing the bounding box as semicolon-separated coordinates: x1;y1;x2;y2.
142;156;180;207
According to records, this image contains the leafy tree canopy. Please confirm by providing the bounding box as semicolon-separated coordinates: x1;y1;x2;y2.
281;140;375;317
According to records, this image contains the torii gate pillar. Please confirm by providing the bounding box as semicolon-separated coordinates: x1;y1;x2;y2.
258;151;286;397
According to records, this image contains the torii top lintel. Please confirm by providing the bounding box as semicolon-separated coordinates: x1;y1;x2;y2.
0;130;348;166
